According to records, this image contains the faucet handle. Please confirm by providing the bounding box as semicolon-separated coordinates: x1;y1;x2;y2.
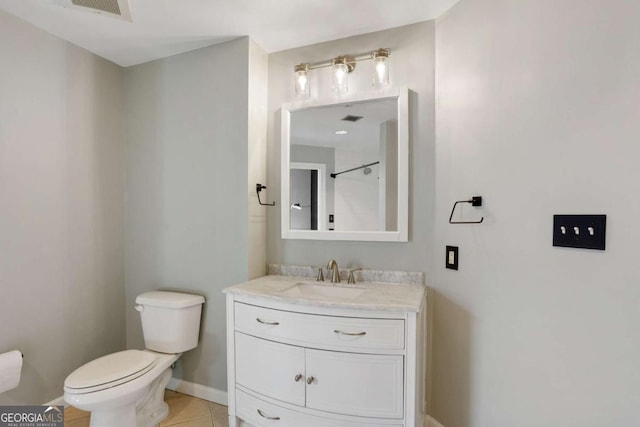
316;267;324;282
347;268;362;284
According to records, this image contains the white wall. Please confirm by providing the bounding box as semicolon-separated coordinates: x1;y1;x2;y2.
124;37;266;393
333;147;380;231
267;21;436;269
0;10;125;404
434;0;640;425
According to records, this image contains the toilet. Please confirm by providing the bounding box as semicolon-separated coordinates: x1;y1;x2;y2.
64;291;205;427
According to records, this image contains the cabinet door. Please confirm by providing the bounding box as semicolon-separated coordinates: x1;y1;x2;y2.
305;349;404;419
235;333;305;406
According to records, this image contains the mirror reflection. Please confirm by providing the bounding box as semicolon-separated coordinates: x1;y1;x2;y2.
289;98;398;232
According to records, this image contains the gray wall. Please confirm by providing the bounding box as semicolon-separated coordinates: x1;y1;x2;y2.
433;0;640;425
267;21;436;269
247;39;269;280
124;37;255;391
0;10;125;404
4;2;637;423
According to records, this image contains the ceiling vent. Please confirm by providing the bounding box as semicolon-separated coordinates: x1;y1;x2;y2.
59;0;133;22
341;115;363;122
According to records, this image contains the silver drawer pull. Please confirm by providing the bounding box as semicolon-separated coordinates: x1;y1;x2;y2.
294;374;303;382
306;376;315;385
334;329;366;336
256;318;280;325
257;409;280;420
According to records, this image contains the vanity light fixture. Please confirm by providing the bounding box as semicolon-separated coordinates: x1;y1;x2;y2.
293;48;390;98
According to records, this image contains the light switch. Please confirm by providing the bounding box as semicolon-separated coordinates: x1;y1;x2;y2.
553;215;606;250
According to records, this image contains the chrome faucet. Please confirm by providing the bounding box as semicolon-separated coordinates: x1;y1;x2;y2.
327;259;340;283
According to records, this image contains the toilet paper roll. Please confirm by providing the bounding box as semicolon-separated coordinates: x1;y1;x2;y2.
0;350;23;394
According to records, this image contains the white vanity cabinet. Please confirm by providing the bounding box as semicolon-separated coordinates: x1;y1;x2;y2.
225;286;427;427
235;332;404;419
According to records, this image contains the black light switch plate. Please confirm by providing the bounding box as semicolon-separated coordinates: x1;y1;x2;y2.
553;215;606;250
446;246;459;270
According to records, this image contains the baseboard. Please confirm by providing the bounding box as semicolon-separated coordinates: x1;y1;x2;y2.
426;415;445;427
166;377;228;406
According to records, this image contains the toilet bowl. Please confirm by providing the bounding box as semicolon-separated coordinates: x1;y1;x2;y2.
64;291;205;427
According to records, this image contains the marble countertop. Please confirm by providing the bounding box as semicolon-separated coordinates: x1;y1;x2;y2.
223;274;426;312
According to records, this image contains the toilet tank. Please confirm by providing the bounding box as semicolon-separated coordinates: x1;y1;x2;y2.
135;291;205;353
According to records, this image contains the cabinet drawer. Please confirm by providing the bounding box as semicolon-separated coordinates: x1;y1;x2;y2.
236;389;403;427
235;302;405;351
237;389;301;426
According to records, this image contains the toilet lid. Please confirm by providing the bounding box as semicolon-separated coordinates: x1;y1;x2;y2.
65;350;155;390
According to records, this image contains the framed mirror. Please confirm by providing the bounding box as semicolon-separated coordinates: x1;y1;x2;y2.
281;88;408;241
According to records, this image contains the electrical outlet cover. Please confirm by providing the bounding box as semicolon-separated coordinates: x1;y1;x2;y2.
446;246;459;270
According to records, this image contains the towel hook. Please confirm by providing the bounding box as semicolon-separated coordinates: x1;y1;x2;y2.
449;196;484;224
256;183;275;206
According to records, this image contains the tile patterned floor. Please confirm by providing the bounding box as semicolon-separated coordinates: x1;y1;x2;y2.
64;390;229;427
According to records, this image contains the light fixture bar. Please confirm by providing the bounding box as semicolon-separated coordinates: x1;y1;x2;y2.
300;49;390;71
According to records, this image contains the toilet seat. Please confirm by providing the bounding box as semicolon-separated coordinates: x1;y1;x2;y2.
65;350;156;395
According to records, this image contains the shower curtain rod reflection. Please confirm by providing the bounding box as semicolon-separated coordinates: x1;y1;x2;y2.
330;161;380;178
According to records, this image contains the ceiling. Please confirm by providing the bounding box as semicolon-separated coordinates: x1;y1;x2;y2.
0;0;461;67
291;98;397;152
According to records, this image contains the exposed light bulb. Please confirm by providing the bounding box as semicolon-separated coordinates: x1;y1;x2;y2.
332;57;350;95
372;49;390;88
374;59;388;86
294;63;310;99
296;73;308;95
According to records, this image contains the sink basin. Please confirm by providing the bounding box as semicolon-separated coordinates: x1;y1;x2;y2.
276;282;367;299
